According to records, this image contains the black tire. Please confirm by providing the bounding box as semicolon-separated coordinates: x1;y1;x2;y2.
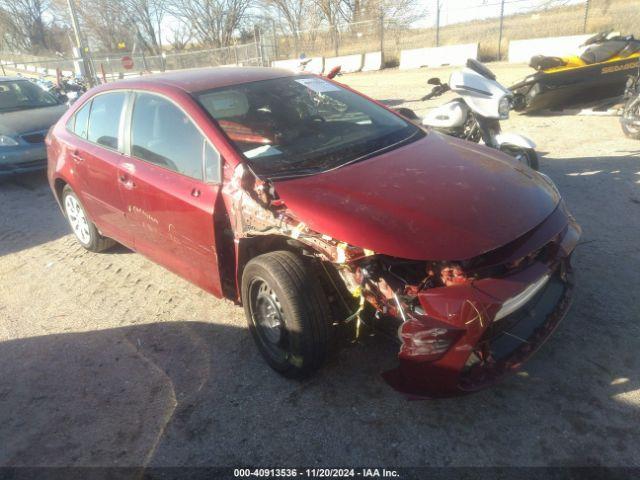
621;97;640;140
241;250;330;378
512;93;527;112
62;185;115;252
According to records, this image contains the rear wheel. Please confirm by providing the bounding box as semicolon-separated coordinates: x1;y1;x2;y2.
242;251;330;378
621;97;640;140
62;186;115;252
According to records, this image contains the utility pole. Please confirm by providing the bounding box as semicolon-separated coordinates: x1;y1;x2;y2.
435;0;440;47
66;0;96;85
497;0;505;60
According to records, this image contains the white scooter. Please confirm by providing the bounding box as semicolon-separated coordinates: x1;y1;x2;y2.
398;59;539;170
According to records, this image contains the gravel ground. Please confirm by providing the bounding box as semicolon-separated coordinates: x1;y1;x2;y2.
1;63;639;468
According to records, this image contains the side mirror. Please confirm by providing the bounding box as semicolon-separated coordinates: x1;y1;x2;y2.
428;77;442;85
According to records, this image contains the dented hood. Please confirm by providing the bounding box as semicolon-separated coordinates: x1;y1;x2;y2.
272;133;560;261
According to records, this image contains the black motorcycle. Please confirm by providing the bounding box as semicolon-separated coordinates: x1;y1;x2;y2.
620;67;640;139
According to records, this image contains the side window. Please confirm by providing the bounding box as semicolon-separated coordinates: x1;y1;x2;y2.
87;92;126;149
67;100;91;139
131;93;205;180
204;141;221;184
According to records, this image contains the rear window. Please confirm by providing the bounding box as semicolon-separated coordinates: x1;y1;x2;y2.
87;92;126;149
67;101;91;138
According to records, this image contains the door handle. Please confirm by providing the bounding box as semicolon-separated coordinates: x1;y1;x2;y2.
70;150;84;163
191;188;201;198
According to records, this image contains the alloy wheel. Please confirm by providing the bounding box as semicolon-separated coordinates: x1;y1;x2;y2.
64;194;91;245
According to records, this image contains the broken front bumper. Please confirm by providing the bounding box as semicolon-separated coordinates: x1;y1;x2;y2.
382;217;580;398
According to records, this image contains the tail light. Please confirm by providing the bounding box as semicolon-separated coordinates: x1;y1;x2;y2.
398;318;464;362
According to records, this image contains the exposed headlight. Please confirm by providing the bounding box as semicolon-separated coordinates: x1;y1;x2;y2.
498;96;510;119
0;135;19;147
494;274;550;321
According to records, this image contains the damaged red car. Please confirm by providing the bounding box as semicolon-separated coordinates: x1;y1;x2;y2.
46;67;581;397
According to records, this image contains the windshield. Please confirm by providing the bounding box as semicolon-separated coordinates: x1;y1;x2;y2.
195;76;423;179
0;80;60;113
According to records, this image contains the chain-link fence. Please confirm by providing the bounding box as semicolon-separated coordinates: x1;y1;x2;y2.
0;36;271;82
92;40;267;79
1;0;637;79
271;0;640;64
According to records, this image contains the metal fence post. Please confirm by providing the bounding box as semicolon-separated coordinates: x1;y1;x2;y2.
271;18;279;60
436;0;440;47
254;25;264;66
583;0;590;33
497;0;505;60
379;13;385;65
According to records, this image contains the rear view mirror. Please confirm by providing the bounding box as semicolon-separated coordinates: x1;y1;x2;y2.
428;77;442;86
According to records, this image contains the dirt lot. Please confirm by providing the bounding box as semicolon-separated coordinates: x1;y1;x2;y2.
1;63;639;468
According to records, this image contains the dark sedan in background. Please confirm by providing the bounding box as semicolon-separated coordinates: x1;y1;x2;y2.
0;76;67;176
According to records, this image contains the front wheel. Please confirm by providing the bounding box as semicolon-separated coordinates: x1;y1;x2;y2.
241;251;330;378
500;145;539;170
620;96;640;140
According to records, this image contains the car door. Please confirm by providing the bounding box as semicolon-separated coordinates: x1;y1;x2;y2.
65;91;132;246
121;91;224;297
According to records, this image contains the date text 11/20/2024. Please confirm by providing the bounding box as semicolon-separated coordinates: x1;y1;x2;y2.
234;468;400;478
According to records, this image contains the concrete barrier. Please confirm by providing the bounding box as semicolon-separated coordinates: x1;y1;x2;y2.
272;56;324;74
508;34;593;64
399;43;478;70
362;51;382;72
325;54;363;74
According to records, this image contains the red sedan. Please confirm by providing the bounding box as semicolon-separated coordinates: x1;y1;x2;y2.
46;67;580;397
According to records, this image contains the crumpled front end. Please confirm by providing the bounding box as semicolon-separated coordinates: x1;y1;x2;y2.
222;160;581;397
381;206;580;397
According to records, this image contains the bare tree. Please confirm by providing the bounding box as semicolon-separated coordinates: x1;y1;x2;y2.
265;0;306;35
168;0;253;48
122;0;166;54
0;0;50;52
69;0;135;52
167;23;193;51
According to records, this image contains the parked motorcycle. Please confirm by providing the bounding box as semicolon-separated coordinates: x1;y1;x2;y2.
29;73;86;105
397;59;539;170
57;73;88;104
620;69;640;139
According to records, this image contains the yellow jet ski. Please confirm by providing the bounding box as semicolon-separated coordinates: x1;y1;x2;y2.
510;32;640;113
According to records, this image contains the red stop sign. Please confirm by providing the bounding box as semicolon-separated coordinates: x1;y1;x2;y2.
121;56;134;70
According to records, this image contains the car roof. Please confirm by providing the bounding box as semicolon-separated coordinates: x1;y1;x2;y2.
0;76;28;82
110;67;297;93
